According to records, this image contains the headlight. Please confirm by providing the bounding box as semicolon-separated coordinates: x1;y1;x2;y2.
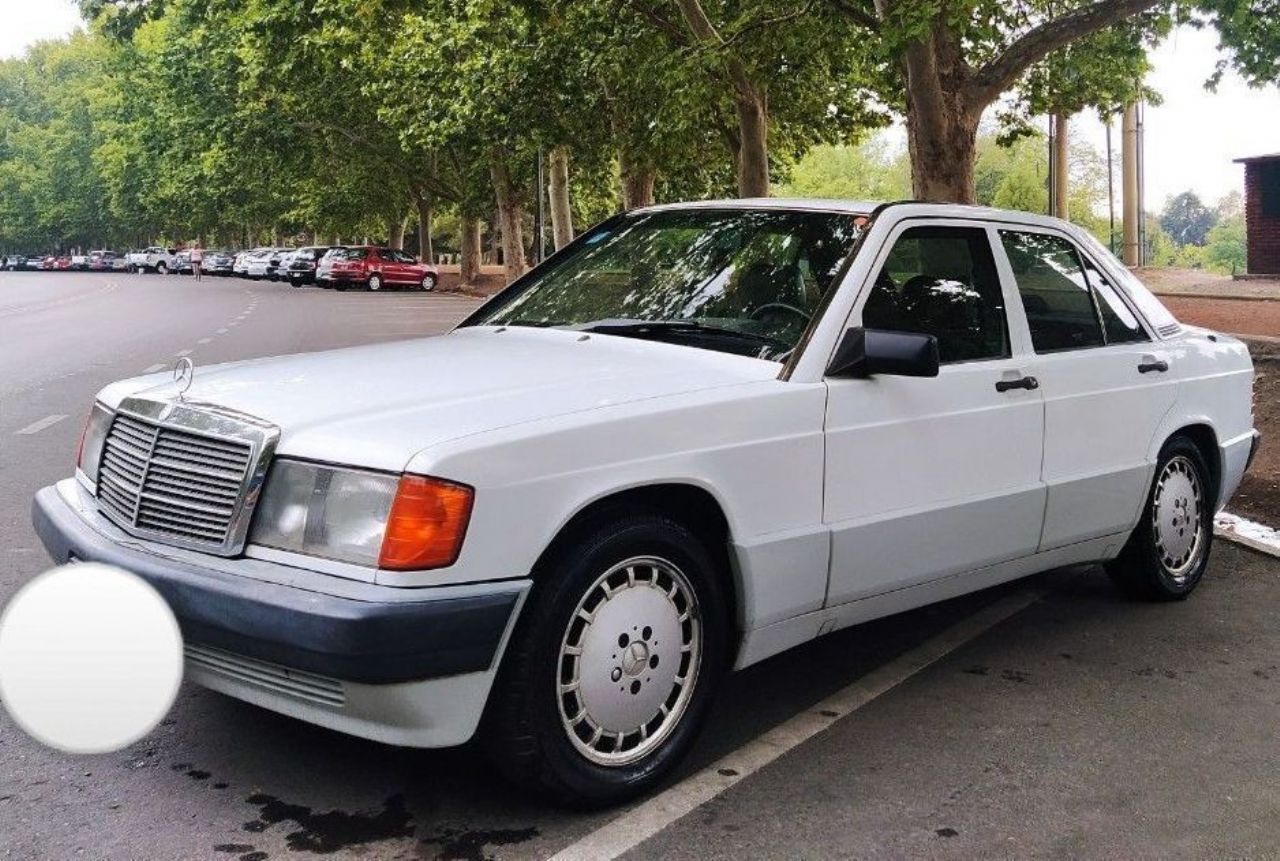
77;402;114;484
249;460;473;570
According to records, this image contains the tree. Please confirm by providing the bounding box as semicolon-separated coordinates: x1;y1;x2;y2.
1160;191;1218;246
820;0;1172;203
629;0;886;197
1204;216;1245;274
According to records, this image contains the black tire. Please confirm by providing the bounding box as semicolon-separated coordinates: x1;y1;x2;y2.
335;282;347;292
290;277;302;288
156;262;167;275
482;511;730;808
421;273;437;291
1107;436;1214;601
367;273;383;291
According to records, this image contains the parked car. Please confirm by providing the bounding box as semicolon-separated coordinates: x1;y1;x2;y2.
127;246;177;274
315;246;348;287
87;250;111;270
284;246;330;286
328;246;439;291
2;254;34;270
268;249;296;281
204;250;236;276
171;251;192;274
70;254;89;270
33;200;1259;806
243;248;281;280
233;249;262;277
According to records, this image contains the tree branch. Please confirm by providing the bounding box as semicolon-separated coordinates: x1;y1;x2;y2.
970;0;1161;105
824;0;880;32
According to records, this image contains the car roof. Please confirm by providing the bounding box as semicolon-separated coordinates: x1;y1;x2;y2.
634;197;1090;234
637;197;880;216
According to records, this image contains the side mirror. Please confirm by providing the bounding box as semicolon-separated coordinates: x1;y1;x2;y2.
827;327;940;379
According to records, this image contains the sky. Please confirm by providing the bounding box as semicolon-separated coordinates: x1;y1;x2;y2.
1;2;1276;210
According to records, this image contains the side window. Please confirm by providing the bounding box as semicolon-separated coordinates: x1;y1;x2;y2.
1082;257;1149;344
862;226;1010;364
1000;231;1104;352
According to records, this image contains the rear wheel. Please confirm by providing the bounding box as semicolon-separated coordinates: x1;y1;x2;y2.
367;273;383;292
483;512;729;808
1107;436;1214;601
420;273;437;291
156;262;168;275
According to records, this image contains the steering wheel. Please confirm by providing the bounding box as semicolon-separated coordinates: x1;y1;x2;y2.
750;302;810;323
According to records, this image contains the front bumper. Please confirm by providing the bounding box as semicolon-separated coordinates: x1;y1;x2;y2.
32;482;524;685
32;480;530;747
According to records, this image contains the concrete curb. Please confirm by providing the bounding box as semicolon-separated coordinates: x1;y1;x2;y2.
1152;291;1280;302
1216;528;1280;560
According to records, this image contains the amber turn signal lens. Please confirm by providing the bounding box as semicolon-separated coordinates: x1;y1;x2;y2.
378;475;474;571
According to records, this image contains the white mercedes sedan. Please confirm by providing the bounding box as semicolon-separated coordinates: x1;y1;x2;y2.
34;200;1258;806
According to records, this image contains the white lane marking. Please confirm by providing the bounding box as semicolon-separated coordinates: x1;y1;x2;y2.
197;337;212;345
142;363;167;374
217;328;229;334
227;321;239;327
15;414;69;435
176;349;192;357
549;589;1044;861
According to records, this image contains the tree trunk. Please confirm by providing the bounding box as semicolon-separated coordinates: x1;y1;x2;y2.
460;216;482;286
388;216;407;250
415;194;434;263
1052;112;1069;219
619;147;656;210
901;33;982;204
490;147;527;283
548;146;574;250
734;88;769;197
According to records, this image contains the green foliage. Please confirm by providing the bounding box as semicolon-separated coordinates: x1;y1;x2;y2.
1160;191;1219;246
773;138;910;200
1204;215;1246;274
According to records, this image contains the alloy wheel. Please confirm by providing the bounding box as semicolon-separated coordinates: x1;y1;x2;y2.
556;556;702;767
1152;454;1204;581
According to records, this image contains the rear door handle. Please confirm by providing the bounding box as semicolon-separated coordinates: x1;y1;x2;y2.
995;375;1039;393
1138;360;1169;374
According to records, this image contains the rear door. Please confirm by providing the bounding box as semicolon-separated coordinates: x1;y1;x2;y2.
823;221;1047;606
995;227;1176;550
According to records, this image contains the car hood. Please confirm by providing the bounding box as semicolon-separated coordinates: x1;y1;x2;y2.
97;327;779;472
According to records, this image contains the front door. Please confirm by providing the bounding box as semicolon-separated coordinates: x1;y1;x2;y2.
995;228;1177;550
823;222;1047;607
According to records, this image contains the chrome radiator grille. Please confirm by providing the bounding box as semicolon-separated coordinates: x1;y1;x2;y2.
97;410;256;550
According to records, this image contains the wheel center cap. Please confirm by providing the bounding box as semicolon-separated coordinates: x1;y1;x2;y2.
622;640;650;677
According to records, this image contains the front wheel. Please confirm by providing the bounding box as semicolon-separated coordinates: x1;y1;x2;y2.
483;512;729;808
420;273;437;291
1107;436;1214;601
367;273;383;292
156;262;167;275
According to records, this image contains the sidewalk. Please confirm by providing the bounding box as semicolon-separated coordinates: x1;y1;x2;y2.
1136;267;1280;301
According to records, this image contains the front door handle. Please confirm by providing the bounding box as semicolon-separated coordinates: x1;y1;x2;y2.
1138;360;1169;374
995;375;1039;392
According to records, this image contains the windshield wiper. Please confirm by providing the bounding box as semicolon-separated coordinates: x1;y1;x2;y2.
577;318;788;349
581;317;778;345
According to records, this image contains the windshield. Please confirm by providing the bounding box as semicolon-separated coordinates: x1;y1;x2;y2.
470;208;865;361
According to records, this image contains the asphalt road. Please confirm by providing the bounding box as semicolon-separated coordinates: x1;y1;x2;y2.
2;271;1278;860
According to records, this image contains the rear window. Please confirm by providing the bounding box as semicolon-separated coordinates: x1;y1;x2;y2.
346;248;369;261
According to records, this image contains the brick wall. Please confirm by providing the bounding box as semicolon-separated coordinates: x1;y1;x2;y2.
1245;161;1280;275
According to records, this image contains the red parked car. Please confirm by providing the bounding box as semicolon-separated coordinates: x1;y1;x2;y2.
328;246;439;292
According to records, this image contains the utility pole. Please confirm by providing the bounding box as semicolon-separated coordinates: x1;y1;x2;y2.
1051;112;1069;220
1122;102;1141;267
